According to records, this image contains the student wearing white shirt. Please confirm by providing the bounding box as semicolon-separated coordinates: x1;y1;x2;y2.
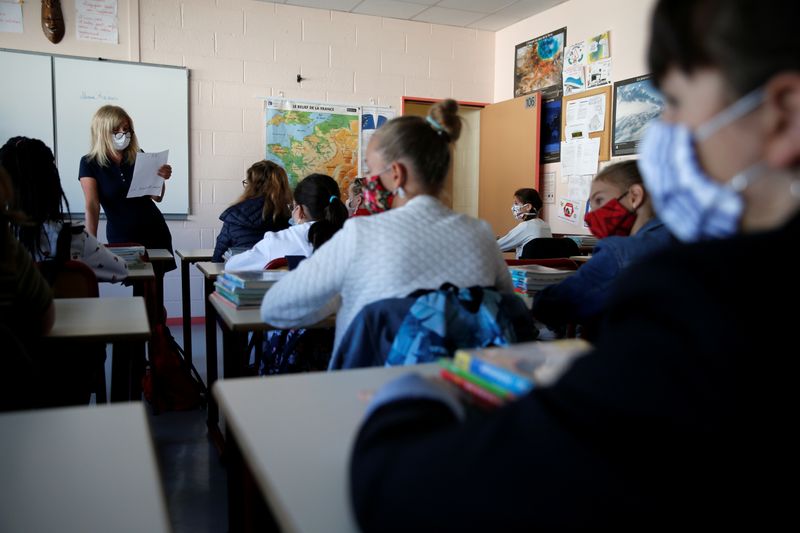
261;99;513;353
496;188;552;258
224;173;348;271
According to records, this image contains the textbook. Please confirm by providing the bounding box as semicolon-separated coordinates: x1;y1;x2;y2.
453;339;592;395
438;359;515;405
439;365;506;409
508;264;575;294
213;282;264;308
220;270;287;289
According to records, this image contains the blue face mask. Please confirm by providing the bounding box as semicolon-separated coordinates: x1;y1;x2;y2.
638;88;765;242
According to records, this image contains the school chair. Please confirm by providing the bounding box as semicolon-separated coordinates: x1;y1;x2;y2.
263;257;288;270
520;238;580;260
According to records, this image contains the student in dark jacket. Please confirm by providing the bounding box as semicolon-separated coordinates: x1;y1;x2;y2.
532;161;674;339
213;160;292;262
350;0;800;529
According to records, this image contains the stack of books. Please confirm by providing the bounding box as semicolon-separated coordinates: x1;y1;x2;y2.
438;339;591;408
213;270;287;309
508;264;575;296
109;245;147;267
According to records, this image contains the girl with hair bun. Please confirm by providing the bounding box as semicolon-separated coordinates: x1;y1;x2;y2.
224;173;348;271
261;99;513;354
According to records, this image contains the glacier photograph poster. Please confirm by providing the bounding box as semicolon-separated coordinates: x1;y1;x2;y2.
612;75;665;156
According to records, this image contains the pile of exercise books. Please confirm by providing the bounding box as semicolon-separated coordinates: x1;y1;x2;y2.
437;339;591;408
109;245;146;266
213;270;287;309
508;264;576;295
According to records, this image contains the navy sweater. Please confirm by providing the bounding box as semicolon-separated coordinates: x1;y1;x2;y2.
213;197;290;262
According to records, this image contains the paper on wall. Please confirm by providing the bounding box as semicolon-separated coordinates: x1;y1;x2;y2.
560;138;600;177
557;197;581;224
565;42;586;67
568;175;592;200
127;150;169;198
587;59;612;88
543;172;556;204
562;66;586;96
0;2;23;33
565;94;606;134
77;12;118;43
77;0;117;16
587;31;611;63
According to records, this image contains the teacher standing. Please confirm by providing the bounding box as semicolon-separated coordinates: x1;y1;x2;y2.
79;105;176;273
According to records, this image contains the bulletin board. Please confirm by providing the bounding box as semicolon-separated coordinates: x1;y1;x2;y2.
560;85;612;161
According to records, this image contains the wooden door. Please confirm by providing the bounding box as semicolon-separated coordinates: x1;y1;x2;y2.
479;93;541;237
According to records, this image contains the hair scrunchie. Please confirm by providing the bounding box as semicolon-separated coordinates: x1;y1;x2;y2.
426;115;445;134
329;195;337;204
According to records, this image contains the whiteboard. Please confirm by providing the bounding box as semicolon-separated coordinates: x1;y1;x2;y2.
0;50;54;151
54;56;189;216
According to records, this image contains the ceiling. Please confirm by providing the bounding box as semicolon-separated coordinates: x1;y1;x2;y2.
263;0;569;31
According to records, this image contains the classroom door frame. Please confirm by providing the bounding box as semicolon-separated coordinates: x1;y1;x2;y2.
401;97;488;214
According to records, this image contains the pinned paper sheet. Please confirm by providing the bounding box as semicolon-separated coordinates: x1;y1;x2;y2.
77;0;118;43
563;66;586;96
568;175;592;200
0;2;23;33
127;151;169;198
560;138;600;177
587;59;612;88
557;197;581;224
566;94;606;134
543;172;556;204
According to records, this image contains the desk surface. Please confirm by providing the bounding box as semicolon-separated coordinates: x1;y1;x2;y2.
175;248;215;261
569;255;591;263
196;261;225;279
146;248;174;261
0;403;171;533
210;292;335;332
125;262;155;281
48;297;151;341
214;365;438;533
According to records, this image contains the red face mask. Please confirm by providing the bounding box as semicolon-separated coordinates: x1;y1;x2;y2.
584;195;636;239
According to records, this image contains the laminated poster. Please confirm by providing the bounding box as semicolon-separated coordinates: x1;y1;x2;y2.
587;31;611;63
557;197;581;224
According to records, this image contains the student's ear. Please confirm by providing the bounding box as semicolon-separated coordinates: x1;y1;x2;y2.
764;73;800;169
390;160;409;189
628;183;646;210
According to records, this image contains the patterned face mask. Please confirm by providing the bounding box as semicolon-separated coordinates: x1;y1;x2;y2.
638;88;765;242
363;171;394;214
584;192;636;239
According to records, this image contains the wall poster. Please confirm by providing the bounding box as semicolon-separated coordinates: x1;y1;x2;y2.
612;74;665;156
514;27;567;99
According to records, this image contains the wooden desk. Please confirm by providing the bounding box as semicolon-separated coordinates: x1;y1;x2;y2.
146;248;174;262
48;297;151;402
214;365;438;533
125;261;155;281
175;249;214;366
0;403;170;533
569;255;592;266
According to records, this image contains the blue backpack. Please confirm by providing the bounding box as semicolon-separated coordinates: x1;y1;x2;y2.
385;284;517;366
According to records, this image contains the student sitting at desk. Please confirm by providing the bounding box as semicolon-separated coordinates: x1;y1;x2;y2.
224;173;348;271
496;187;552;258
0;168;55;411
261;99;513;354
212;160;292;262
531;161;673;339
350;0;798;528
0;137;128;282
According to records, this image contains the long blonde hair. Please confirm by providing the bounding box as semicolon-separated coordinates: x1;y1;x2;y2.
237;160;292;222
87;105;141;167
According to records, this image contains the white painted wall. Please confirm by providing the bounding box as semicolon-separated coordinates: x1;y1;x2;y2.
2;0;495;318
494;0;657;235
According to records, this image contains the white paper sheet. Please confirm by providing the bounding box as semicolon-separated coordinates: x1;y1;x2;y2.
0;2;23;33
127;150;169;198
587;59;612;88
77;0;117;16
568;175;592;200
543;172;556;204
560;138;600;177
565;94;606;134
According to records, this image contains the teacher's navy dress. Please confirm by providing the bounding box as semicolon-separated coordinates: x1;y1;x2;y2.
79;154;176;272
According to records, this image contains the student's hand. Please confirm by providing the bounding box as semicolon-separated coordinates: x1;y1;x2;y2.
158;165;172;180
365;373;465;422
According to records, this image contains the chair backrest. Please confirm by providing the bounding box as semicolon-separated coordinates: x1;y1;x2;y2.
264;257;288;270
49;260;100;298
520;238;580;260
506;258;579;271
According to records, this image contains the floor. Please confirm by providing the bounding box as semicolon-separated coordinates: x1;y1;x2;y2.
100;324;229;533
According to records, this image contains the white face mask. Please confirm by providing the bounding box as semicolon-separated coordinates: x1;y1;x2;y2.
112;132;131;151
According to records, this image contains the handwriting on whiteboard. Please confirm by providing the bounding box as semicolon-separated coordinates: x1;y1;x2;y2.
80;91;119;101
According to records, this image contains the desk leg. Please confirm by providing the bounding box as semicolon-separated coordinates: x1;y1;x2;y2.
204;277;224;452
181;258;193;367
226;427;280;533
110;341;145;402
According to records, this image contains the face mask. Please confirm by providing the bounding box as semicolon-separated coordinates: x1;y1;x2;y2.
511;204;528;220
363;173;394;214
638;88;765;242
584;193;636;239
112;132;131;151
